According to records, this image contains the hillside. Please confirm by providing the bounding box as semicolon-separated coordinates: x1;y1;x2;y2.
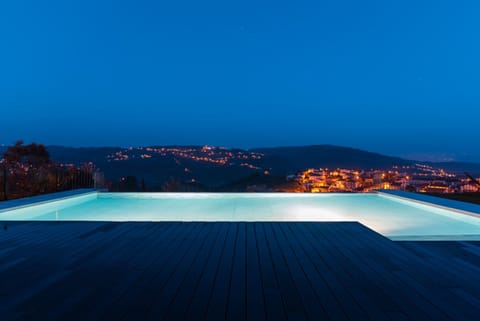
2;145;480;188
252;145;413;175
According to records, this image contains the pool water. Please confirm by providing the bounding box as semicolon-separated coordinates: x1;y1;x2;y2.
1;192;480;240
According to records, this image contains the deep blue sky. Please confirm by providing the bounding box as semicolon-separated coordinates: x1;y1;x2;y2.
1;0;479;162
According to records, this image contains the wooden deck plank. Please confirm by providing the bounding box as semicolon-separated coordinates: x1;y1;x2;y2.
255;222;288;321
1;223;129;311
321;223;450;321
280;223;349;321
183;222;230;321
296;223;371;321
58;224;174;321
226;222;246;321
98;223;202;321
263;223;308;321
313;223;397;320
124;223;211;321
342;223;480;321
272;223;330;320
15;223;156;321
154;223;223;321
1;221;480;321
245;223;266;321
204;223;238;321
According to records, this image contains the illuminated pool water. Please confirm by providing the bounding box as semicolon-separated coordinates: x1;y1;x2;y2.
1;192;480;240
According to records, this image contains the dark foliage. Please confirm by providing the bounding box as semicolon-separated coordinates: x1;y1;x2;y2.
0;141;94;200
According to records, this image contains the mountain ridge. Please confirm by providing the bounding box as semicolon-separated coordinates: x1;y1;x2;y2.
2;145;480;187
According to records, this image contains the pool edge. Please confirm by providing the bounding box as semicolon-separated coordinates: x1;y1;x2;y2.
0;189;98;213
376;190;480;219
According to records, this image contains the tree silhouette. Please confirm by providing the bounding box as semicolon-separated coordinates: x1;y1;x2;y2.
3;140;50;166
2;141;55;197
1;141;95;200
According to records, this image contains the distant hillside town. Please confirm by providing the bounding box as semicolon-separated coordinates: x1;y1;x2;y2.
1;143;480;201
291;164;479;194
92;145;480;194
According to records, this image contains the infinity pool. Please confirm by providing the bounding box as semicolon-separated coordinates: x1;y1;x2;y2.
1;192;480;240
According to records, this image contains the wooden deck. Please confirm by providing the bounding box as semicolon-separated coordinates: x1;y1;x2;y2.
1;222;480;321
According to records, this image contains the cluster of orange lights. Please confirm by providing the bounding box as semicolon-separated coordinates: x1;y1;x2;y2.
107;146;264;166
294;164;465;193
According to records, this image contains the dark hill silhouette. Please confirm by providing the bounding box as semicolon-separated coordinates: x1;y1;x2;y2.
252;145;413;175
3;145;480;187
45;146;257;187
425;161;480;175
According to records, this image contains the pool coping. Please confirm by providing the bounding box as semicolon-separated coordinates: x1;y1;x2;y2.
0;189;97;213
376;190;480;219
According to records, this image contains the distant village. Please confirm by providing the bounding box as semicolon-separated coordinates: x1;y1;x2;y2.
1;142;479;200
103;146;480;194
291;164;479;194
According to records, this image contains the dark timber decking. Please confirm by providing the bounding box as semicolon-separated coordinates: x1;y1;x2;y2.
1;222;480;321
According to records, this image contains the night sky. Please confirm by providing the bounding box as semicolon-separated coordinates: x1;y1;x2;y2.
1;1;479;162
